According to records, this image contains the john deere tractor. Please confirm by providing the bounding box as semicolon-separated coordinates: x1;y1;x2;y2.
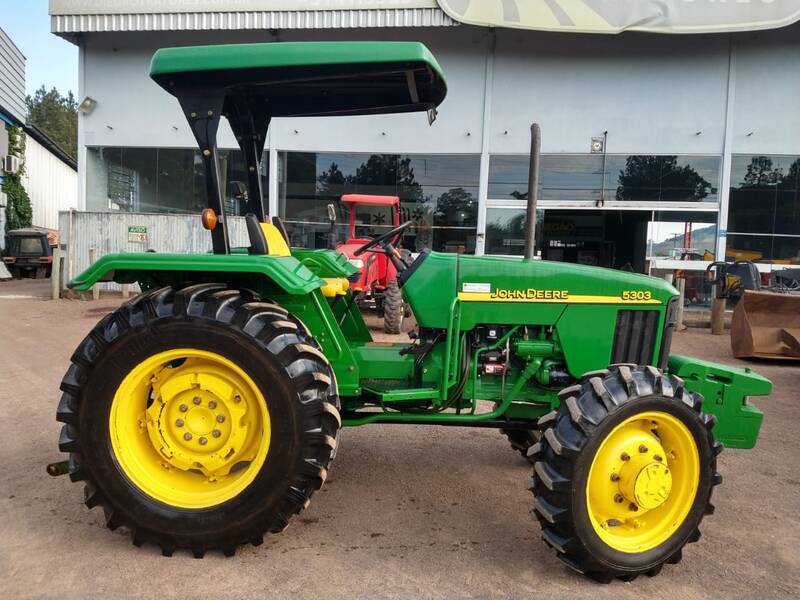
54;41;772;582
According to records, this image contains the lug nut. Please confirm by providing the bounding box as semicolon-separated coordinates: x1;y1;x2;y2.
234;395;241;403
654;454;663;462
216;414;225;423
183;432;192;441
208;400;217;409
212;429;221;438
614;494;624;503
629;503;639;512
179;404;188;413
199;437;208;446
639;444;649;453
175;418;184;427
610;473;620;482
193;396;202;405
620;452;630;461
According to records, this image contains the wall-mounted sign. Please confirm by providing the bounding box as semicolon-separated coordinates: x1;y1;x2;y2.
128;225;147;243
437;0;800;34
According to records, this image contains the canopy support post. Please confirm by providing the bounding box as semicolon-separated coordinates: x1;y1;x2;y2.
229;94;270;220
179;92;229;254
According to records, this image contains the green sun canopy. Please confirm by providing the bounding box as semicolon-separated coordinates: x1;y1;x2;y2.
150;41;447;118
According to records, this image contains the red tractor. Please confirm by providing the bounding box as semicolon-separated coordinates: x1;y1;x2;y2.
335;194;408;333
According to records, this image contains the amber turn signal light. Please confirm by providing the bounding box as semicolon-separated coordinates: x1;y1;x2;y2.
201;208;218;230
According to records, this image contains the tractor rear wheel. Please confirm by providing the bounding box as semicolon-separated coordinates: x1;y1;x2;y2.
530;365;720;582
56;284;340;556
383;278;404;334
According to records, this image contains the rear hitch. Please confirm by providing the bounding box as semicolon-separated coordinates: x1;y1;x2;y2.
46;460;70;477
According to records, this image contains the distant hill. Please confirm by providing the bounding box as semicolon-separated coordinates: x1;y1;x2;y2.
649;224;716;257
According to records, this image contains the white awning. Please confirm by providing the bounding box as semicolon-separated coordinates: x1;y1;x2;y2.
438;0;800;34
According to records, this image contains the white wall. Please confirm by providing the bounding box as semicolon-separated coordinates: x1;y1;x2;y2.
78;24;800;159
24;135;78;230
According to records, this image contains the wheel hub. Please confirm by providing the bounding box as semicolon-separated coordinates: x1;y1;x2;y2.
616;445;673;511
618;455;673;510
146;371;250;478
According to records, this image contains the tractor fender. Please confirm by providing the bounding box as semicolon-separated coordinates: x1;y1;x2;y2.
68;252;328;296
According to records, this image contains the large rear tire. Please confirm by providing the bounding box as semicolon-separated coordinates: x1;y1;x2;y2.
56;284;340;556
530;365;721;582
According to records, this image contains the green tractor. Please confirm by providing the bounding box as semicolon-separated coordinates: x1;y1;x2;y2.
55;41;772;582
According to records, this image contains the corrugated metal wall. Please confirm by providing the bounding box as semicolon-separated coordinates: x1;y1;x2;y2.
58;211;250;292
25;135;79;231
0;28;26;123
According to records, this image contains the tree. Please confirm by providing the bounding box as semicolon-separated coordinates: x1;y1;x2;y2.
433;187;476;226
26;86;78;159
3;126;32;232
741;155;781;188
615;155;712;202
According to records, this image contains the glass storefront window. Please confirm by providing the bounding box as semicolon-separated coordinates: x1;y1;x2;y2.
488;154;603;202
280;152;479;253
647;211;718;260
488;154;720;203
605;155;720;203
727;155;800;263
485;207;543;256
85;146;267;215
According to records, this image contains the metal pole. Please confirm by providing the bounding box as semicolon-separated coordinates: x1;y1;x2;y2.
89;247;100;301
523;123;541;261
710;290;726;335
676;277;686;331
51;247;61;301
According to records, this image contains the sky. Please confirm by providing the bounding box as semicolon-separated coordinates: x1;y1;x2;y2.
2;0;79;97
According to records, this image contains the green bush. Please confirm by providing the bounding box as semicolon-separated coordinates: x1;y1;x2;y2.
3;125;32;233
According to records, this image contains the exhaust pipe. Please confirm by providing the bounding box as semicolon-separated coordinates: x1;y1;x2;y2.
523;123;541;261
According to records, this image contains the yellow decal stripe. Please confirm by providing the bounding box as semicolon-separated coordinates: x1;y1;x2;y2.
457;292;662;305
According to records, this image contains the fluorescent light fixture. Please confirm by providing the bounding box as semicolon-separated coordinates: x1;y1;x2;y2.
79;97;97;114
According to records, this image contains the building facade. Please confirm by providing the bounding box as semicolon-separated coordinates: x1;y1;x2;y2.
0;27;27;247
24;123;78;231
51;2;800;270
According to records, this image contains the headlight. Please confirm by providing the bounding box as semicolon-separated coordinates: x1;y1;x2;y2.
349;259;364;269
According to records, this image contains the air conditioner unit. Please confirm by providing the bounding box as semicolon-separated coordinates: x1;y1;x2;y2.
3;155;21;174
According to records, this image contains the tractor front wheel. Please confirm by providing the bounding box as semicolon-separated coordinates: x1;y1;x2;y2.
530;365;720;582
501;428;540;463
56;284;340;556
383;279;404;334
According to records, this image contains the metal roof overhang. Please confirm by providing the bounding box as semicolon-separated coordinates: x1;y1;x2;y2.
50;8;457;39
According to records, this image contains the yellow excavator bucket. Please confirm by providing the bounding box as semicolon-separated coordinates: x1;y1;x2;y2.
731;290;800;360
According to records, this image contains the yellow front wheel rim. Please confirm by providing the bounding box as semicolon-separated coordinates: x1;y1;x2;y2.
586;411;700;553
109;349;271;509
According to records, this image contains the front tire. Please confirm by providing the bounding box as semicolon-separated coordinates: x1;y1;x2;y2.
501;428;540;464
530;365;721;582
383;279;404;334
56;284;340;556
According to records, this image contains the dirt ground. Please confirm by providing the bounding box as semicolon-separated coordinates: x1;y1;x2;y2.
1;279;798;600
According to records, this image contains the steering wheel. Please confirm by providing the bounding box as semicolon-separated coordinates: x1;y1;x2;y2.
353;220;413;272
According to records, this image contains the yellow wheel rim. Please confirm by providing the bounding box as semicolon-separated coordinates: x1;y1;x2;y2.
586;411;700;553
109;348;271;509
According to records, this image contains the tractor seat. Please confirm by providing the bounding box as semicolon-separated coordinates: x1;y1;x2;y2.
245;214;349;299
245;213;291;257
